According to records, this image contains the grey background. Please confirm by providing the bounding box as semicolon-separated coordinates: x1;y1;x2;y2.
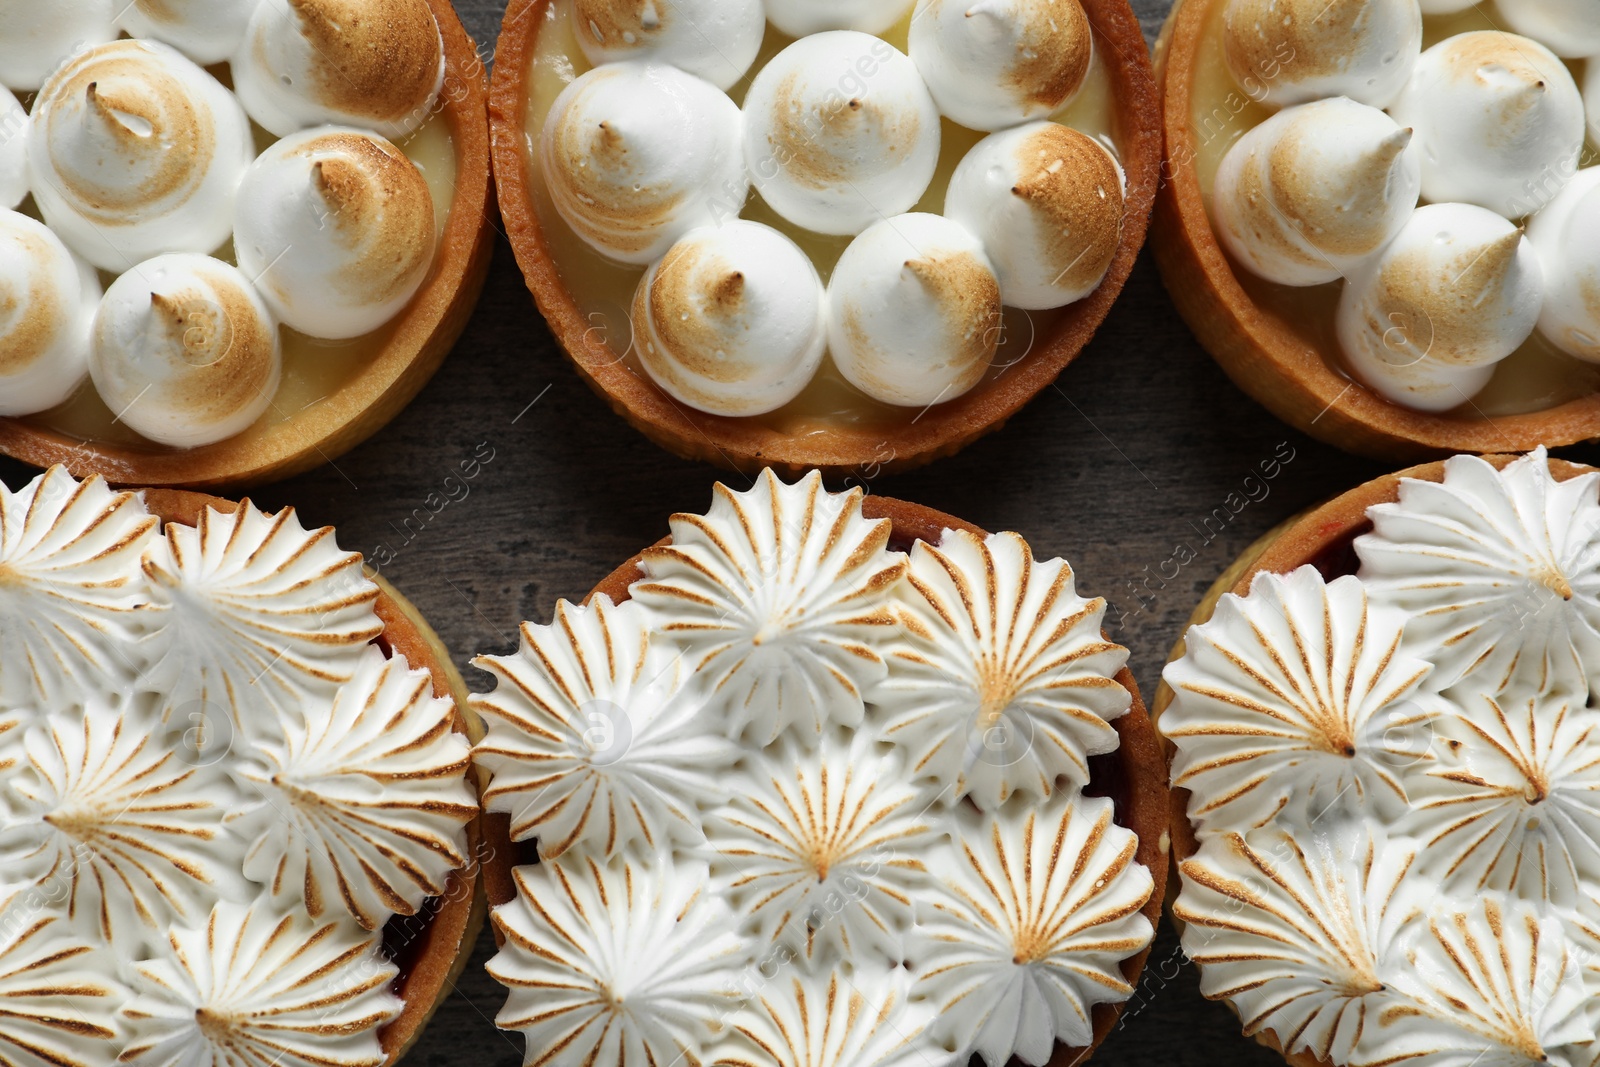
7;2;1594;1064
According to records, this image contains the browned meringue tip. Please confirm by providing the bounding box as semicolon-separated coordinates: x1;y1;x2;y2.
285;0;443;125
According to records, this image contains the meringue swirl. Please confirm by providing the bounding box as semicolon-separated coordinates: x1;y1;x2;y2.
1221;0;1421;109
0;0;117;92
0;210;100;417
0;892;122;1066
1528;168;1600;363
116;0;259;65
572;0;765;91
0;88;26;209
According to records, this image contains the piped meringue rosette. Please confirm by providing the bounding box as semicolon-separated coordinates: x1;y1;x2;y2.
0;466;478;1065
472;470;1164;1067
1159;448;1600;1067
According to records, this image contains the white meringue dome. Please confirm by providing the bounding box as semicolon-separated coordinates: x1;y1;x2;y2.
1389;32;1586;220
89;254;281;448
1529;168;1600;363
632;220;826;417
572;0;765;91
1588;61;1600;148
0;211;100;417
763;0;916;36
827;212;1002;407
945;120;1125;310
0;87;26;209
542;62;747;266
27;40;254;273
118;0;261;66
0;0;116;92
743;32;941;236
1337;203;1544;412
233;0;445;139
1212;98;1421;287
235;127;436;340
1494;0;1600;60
907;0;1094;133
1220;0;1421;109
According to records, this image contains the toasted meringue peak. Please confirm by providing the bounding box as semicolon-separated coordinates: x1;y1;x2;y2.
0;466;156;709
1494;0;1600;59
119;899;402;1067
1212;98;1422;287
704;731;937;962
27;40;254;273
1160;567;1435;833
742;32;941;236
632;220;827;417
542;62;747;265
720;963;941;1067
473;596;737;858
232;0;445;139
573;0;765;91
0;894;122;1064
916;793;1154;1064
944;121;1124;309
1529;167;1600;363
0;0;116;92
1174;822;1425;1067
1337;203;1544;412
1355;449;1600;692
138;499;383;734
489;853;751;1067
827;212;1002;407
235;127;436;340
907;0;1093;132
0;210;100;417
1390;32;1586;220
117;0;260;65
89;254;281;448
1221;0;1421;109
763;0;916;36
631;470;907;746
0;88;26;209
871;528;1129;808
229;646;475;931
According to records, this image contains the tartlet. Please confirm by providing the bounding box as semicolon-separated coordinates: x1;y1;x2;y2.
472;471;1169;1067
489;0;1161;477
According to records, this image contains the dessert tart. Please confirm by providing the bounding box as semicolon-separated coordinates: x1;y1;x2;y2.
1153;0;1600;459
1153;448;1600;1067
0;465;483;1065
470;470;1169;1067
0;0;492;489
489;0;1160;476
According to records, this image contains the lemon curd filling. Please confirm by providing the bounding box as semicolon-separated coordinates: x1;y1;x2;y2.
523;0;1127;435
1187;2;1600;418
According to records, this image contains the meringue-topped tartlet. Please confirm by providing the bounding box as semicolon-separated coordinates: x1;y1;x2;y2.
1155;0;1600;459
472;471;1170;1067
492;0;1160;475
0;0;492;488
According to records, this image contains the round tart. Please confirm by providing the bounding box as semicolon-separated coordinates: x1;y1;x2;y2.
1153;0;1600;460
471;470;1169;1067
0;465;483;1065
0;0;492;489
1154;449;1600;1067
489;0;1160;476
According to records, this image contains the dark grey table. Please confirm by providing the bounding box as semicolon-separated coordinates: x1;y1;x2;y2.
7;3;1595;1063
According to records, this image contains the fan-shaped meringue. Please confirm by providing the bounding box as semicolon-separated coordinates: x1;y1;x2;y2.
0;0;116;92
871;528;1129;808
944;121;1124;309
229;646;475;931
1528;167;1600;363
119;899;402;1067
234;127;436;340
719;963;940;1067
1220;0;1421;109
631;470;906;746
473;596;737;858
27;40;254;272
117;0;260;65
1389;32;1586;220
0;892;122;1064
827;213;1002;407
907;0;1093;132
915;793;1154;1064
0;88;26;209
1211;98;1421;287
0;211;100;417
763;0;916;37
1494;0;1600;60
1161;567;1435;832
572;0;765;91
542;62;747;266
232;0;445;139
632;220;827;417
488;854;750;1067
89;254;282;448
1337;203;1544;413
742;32;941;236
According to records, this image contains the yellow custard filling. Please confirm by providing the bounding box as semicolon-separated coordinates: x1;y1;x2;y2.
1187;2;1600;418
522;0;1127;435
